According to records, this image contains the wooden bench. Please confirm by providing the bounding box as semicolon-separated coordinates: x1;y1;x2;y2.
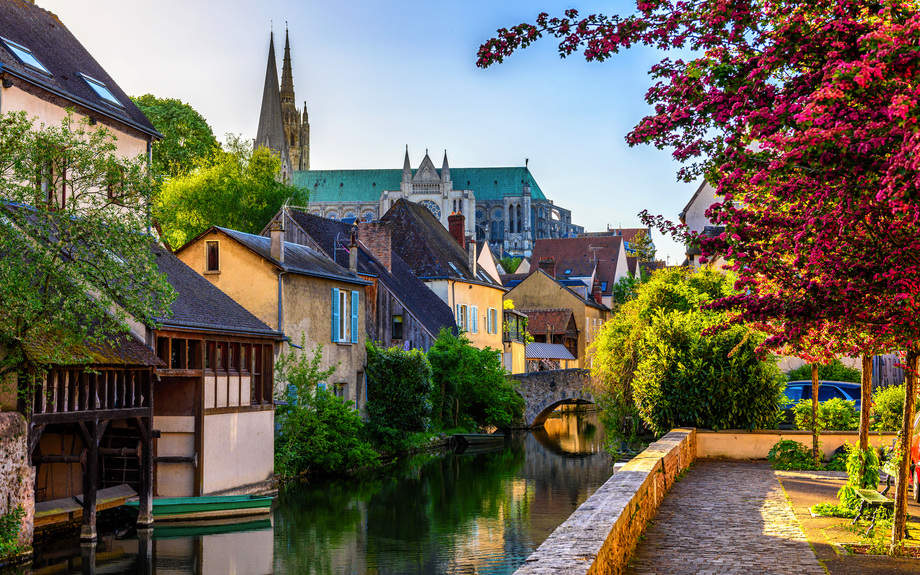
852;488;893;536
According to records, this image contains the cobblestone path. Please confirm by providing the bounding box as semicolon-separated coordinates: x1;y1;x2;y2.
625;460;826;575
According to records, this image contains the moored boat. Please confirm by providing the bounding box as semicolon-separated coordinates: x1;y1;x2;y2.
123;495;274;522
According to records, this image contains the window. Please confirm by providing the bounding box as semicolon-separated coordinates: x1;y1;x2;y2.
206;241;220;272
78;73;124;108
470;306;479;333
332;288;360;343
456;304;468;330
339;289;348;342
333;383;346;399
784;386;804;402
1;37;51;75
392;315;404;339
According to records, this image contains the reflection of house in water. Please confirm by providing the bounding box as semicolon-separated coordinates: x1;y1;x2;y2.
537;406;605;454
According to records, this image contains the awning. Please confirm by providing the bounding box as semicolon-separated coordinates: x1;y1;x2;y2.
525;342;576;361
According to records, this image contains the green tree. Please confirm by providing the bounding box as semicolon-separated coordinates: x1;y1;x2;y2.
786;360;861;384
274;340;378;477
498;257;520;274
630;231;656;263
0;111;175;385
591;267;784;437
155;136;309;248
609;275;643;307
365;342;434;451
131;94;218;179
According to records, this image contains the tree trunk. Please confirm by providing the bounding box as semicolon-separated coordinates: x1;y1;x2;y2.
891;346;917;546
812;364;821;465
859;353;873;486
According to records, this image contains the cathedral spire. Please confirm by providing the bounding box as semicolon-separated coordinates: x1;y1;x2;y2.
255;30;291;179
441;149;450;182
402;145;411;183
280;25;295;103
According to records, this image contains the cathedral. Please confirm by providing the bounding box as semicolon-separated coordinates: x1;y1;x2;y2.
255;31;583;257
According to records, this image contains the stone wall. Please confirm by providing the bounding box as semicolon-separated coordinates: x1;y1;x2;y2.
697;429;898;460
0;412;34;553
513;428;696;575
511;369;593;427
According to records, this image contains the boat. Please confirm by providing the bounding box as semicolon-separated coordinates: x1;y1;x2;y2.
123;495;274;522
450;433;506;449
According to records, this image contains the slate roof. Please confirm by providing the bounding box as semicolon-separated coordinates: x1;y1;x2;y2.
152;244;280;337
281;209;458;339
0;0;160;138
531;236;624;296
215;227;369;285
380;199;501;286
499;273;529;287
525;342;576;361
626;256;638;277
293;166;547;203
517;309;577;337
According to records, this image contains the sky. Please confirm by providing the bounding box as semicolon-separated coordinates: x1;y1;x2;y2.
38;0;699;264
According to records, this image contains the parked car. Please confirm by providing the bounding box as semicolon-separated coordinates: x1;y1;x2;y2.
780;380;863;428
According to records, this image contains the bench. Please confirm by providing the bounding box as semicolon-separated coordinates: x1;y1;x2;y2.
852;488;893;536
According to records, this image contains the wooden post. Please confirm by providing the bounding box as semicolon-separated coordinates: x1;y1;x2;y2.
80;420;106;542
137;525;154;575
137;369;154;527
891;346;917;545
80;539;97;575
811;364;821;465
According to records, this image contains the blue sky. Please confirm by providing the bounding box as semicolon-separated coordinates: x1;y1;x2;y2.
40;0;698;264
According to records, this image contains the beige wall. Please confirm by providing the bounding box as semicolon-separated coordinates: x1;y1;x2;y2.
503;340;526;374
432;279;504;350
697;429;898;461
1;86;149;160
177;230;280;328
154;416;195;497
202;410;274;495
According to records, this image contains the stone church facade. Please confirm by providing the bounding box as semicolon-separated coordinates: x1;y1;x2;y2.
255;31;582;256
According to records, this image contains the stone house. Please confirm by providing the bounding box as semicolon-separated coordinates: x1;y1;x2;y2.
262;208;458;352
503;269;611;369
529;236;630;308
175;226;371;409
379;199;507;351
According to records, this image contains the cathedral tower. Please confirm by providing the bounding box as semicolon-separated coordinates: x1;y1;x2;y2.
255;31;291;179
280;28;310;171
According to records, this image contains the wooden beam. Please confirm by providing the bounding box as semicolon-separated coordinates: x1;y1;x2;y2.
137;415;154;528
28;423;45;466
80;420;99;542
32;407;151;426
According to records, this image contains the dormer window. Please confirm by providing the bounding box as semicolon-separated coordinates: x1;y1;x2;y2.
78;73;123;108
1;37;51;76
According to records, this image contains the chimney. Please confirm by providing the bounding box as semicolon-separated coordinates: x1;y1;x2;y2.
349;228;358;273
269;219;285;263
448;212;465;248
357;220;392;273
538;256;555;277
468;238;478;278
592;281;603;304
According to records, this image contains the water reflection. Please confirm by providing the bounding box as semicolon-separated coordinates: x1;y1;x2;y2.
14;409;611;575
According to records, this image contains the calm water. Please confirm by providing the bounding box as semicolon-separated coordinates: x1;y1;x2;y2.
19;407;612;575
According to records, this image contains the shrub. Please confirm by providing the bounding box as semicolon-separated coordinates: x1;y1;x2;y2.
274;342;378;477
871;384;905;431
768;439;818;470
365;342;434;451
786;359;861;384
793;398;858;431
0;506;25;559
837;445;881;513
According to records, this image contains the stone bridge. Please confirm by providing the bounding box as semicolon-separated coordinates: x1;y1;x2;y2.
511;369;594;428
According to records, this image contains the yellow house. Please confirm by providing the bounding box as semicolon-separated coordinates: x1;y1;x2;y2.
381;199;506;350
175;224;371;409
503;270;610;368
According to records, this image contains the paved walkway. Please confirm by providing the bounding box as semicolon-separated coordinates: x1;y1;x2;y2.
625;460;826;575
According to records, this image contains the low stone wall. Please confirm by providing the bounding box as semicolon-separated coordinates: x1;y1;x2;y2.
697;429;898;460
0;412;34;555
514;428;696;575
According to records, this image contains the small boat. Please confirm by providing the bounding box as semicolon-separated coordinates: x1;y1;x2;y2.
450;433;506;449
123;495;274;522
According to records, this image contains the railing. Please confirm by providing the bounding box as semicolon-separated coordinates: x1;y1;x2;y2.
28;367;152;424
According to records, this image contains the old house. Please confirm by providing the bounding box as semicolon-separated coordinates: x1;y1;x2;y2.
503;269;610;368
149;245;281;497
380;198;506;350
530;236;630;308
262;208;458;351
175;226;371;409
679;181;727;268
519;309;579;360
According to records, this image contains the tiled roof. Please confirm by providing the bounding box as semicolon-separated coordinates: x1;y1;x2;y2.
639;260;667;275
626;256;638;277
499;273;529;287
518;309;577;337
292;167;547;203
531;236;624;295
381;199;500;286
525;342;576;361
0;0;160;138
216;227;369;285
152;244;280;337
283;209;458;339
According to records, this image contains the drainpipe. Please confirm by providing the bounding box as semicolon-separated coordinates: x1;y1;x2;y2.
277;272;286;344
146;139;153;236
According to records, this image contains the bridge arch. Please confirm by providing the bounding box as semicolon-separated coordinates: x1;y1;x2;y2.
511;368;596;428
525;390;594;428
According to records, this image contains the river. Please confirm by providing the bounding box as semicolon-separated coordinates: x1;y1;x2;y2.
19;406;613;575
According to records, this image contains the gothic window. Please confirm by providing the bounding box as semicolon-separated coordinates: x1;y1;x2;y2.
419;200;441;220
516;205;522;233
326;211;339;220
363;211;375;222
490;220;501;242
491;208;503;221
475;207;486;222
344;211;357;219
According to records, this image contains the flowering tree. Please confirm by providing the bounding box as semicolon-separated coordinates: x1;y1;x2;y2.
478;1;920;545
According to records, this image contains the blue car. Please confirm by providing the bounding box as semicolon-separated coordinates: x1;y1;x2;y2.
781;380;864;427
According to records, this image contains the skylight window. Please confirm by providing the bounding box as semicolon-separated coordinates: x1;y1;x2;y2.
564;269;572;275
78;73;123;108
1;37;51;75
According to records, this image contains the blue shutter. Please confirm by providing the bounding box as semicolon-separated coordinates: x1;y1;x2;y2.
351;290;359;343
331;288;339;342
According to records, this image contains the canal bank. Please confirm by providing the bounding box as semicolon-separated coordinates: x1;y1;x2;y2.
5;407;612;575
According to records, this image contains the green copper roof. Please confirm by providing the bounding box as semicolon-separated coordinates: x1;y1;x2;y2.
292;167;547;203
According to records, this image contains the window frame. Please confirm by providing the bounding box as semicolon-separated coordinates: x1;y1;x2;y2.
205;241;220;273
392;314;404;340
0;36;51;76
77;72;125;109
338;289;349;343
